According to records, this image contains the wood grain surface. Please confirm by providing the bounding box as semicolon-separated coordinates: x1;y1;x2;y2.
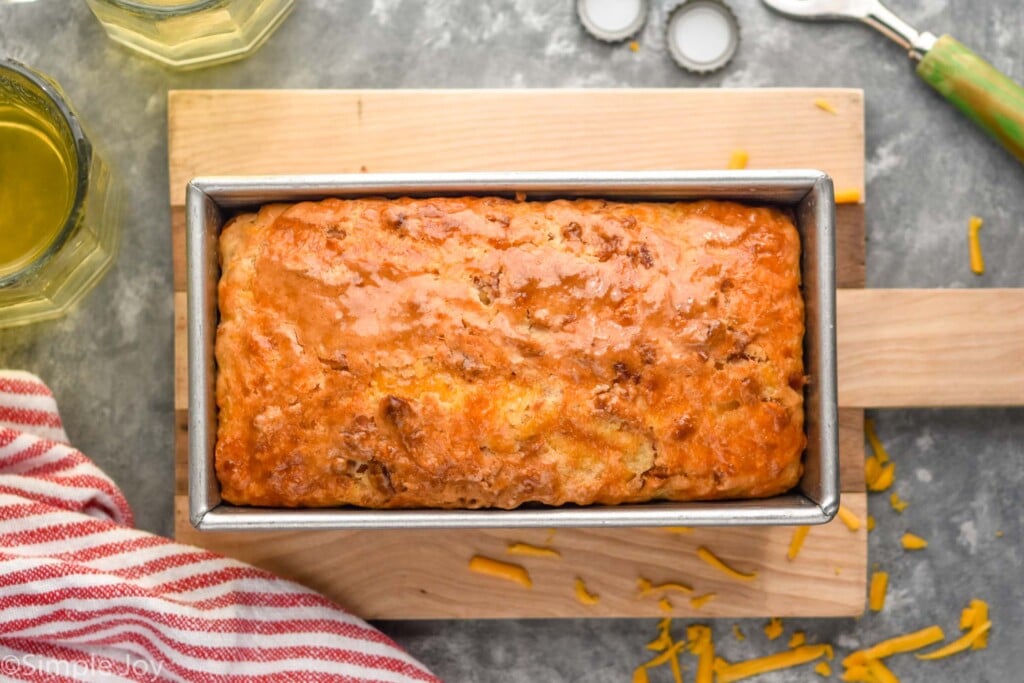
170;88;869;618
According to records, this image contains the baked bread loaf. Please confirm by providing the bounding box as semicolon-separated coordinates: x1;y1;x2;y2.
215;197;806;509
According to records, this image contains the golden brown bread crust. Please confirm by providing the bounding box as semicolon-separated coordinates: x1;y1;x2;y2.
215;197;805;509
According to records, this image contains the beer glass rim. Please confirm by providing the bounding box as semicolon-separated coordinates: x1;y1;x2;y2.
0;59;91;287
91;0;221;14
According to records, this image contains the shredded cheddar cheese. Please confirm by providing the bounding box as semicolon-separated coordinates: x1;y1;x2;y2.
959;605;977;631
468;555;532;588
901;532;928;550
867;462;895;492
789;631;806;648
661;526;693;534
869;571;888;612
863;420;896;491
629;40;640;52
890;492;909;513
814;98;838;114
842;625;945;667
727;150;749;169
646;623;674;652
815;660;832;677
835;188;861;204
638;577;693;596
687;625;714;683
834;566;842;576
717;644;832;683
636;619;685;683
690;593;716;609
916;621;991;660
837;505;862;532
968;215;985;275
733;624;746;641
841;664;871;682
968;599;990;649
864;419;891;463
867;515;876;532
697;547;758;581
764;618;784;641
658;598;673;613
573;577;599;605
507;542;561;558
866;658;900;683
787;525;811;560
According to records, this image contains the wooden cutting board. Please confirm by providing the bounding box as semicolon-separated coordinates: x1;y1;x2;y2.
168;89;1023;619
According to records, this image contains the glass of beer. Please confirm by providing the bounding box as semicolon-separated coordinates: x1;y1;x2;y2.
84;0;295;70
0;59;120;328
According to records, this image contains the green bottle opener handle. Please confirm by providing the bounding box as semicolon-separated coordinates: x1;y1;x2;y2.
917;35;1024;164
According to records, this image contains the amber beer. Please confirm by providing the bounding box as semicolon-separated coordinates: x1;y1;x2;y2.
85;0;294;69
0;60;119;328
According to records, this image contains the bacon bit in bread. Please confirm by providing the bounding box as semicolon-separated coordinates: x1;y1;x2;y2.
717;645;833;683
814;99;838;114
789;631;806;648
468;555;532;588
815;661;832;677
764;618;784;640
837;505;862;531
733;624;746;641
968;215;985;275
870;571;889;612
890;492;909;513
835;188;862;204
690;593;716;609
514;191;527;202
697;546;758;581
574;577;599;605
842;625;944;668
727;150;749;169
787;525;811;560
507;542;561;558
901;532;928;550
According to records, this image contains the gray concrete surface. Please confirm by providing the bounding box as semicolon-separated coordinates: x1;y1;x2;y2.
0;1;1021;681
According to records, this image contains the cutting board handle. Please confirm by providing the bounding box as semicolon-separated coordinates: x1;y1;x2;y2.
837;289;1024;408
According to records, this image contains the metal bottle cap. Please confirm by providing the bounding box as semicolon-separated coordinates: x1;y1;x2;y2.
577;0;648;43
667;0;740;74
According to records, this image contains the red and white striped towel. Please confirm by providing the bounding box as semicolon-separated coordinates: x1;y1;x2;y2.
0;370;440;683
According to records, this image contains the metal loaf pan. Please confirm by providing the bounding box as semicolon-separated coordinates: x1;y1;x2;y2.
187;171;838;531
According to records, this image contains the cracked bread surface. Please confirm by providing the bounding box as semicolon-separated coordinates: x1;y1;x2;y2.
215;196;805;509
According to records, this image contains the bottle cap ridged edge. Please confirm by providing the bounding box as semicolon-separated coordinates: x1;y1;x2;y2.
666;0;740;74
577;0;649;43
